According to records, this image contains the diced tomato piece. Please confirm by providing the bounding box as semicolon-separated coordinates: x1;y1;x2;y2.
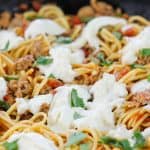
72;16;81;25
122;27;138;37
115;66;131;80
47;79;64;89
32;1;41;11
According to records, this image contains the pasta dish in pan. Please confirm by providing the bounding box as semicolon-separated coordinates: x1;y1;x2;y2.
0;0;149;150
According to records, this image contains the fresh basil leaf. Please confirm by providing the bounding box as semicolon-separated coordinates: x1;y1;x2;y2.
80;143;91;150
71;89;85;108
100;136;132;150
4;75;19;81
113;31;123;40
97;53;113;66
0;101;10;111
73;112;82;120
147;75;150;82
140;48;150;56
133;131;145;148
35;56;53;65
130;64;144;69
80;17;93;23
2;41;10;51
57;36;72;44
118;139;132;150
3;140;18;150
66;132;87;147
48;74;55;79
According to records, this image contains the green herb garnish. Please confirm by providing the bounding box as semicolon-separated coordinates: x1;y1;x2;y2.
4;75;19;81
2;41;10;51
57;36;72;44
35;56;53;66
0;101;10;111
133;131;145;148
73;112;82;120
113;31;123;40
100;136;132;150
97;53;113;66
71;89;85;108
3;140;18;150
147;75;150;82
140;48;150;56
66;132;87;147
130;63;144;69
48;74;55;79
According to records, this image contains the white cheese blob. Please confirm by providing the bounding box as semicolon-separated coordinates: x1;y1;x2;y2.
144;104;150;111
131;79;150;94
0;30;24;51
8;132;58;150
142;127;150;138
25;19;66;38
64;16;126;51
90;73;128;108
16;94;53;115
48;85;91;133
108;125;133;139
38;46;85;82
121;27;150;64
0;77;7;100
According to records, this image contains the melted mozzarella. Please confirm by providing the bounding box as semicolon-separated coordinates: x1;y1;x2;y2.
48;85;91;133
144;104;150;111
0;30;23;51
108;125;133;139
121;27;150;64
90;73;128;108
142;127;150;138
25;19;66;38
16;94;53;115
74;103;115;131
0;77;7;100
64;16;126;51
38;47;85;82
8;132;58;150
131;79;150;94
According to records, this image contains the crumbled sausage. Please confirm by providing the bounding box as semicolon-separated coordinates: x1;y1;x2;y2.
15;55;34;71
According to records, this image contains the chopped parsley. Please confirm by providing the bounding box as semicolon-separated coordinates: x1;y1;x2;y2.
140;48;150;56
66;132;87;147
4;75;19;81
147;75;150;82
57;36;72;44
35;56;53;66
133;131;145;148
48;74;55;79
3;140;18;150
113;31;123;40
70;89;85;108
0;101;10;111
130;63;144;69
97;53;113;66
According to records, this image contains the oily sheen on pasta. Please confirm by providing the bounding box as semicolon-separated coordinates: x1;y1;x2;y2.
0;1;150;150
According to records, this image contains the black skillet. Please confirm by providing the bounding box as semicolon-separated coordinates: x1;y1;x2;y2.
0;0;150;19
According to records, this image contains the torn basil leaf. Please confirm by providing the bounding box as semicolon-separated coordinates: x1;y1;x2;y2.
4;75;19;81
3;140;18;150
113;31;123;40
48;74;55;79
57;36;72;44
133;131;145;148
130;63;144;69
140;48;150;56
147;75;150;82
66;132;87;147
97;53;113;66
0;101;10;111
71;89;85;108
35;56;53;65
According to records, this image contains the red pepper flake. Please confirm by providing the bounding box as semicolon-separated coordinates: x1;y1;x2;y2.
47;79;64;89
